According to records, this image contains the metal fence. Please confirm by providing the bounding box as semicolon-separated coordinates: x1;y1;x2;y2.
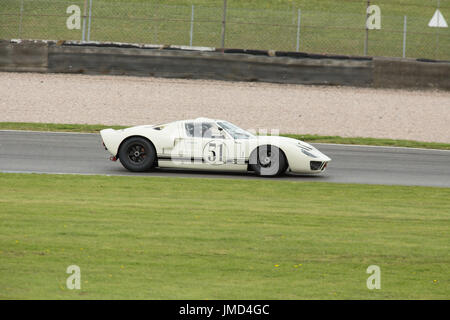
1;0;449;60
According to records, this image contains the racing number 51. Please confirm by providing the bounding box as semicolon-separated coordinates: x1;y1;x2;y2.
206;142;224;164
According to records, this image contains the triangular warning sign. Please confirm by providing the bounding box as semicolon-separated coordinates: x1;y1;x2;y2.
428;9;448;28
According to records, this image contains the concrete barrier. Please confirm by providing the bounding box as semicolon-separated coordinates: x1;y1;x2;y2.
373;57;450;90
0;40;47;72
47;44;373;86
1;40;448;90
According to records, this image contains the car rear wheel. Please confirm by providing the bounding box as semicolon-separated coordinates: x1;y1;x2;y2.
249;145;288;177
118;137;156;172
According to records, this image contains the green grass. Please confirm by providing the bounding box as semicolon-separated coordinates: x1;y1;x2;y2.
0;122;127;133
0;173;448;299
0;0;449;60
281;134;450;150
2;121;450;150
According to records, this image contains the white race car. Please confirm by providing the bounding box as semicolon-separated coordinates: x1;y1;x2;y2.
100;118;331;176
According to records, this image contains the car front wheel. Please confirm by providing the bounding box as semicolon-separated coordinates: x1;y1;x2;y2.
249;145;287;177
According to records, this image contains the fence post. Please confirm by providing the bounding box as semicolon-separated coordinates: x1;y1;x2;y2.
189;4;194;46
402;15;407;58
221;0;227;49
18;0;24;38
296;9;301;52
81;0;87;42
87;0;92;41
153;5;158;44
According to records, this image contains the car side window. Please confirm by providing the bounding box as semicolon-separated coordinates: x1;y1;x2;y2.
184;122;205;138
185;122;195;137
185;122;204;137
201;123;215;138
185;122;221;138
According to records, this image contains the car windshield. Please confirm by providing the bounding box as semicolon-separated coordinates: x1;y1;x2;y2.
217;121;255;139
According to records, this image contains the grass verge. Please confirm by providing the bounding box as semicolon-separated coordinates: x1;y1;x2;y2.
1;121;449;150
0;173;448;299
0;122;127;133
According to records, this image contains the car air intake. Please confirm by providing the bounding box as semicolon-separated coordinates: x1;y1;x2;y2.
310;161;323;170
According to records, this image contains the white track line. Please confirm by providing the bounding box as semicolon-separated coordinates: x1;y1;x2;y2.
313;142;450;152
0;169;255;181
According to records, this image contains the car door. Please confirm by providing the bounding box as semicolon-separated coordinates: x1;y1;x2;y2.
167;121;203;164
199;123;246;171
161;121;246;171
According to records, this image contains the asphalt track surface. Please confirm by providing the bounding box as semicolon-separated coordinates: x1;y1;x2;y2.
1;131;449;187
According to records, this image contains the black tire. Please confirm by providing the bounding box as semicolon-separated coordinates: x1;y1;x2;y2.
249;145;288;177
118;137;156;172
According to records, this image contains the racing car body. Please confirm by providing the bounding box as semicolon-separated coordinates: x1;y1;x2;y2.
100;118;331;176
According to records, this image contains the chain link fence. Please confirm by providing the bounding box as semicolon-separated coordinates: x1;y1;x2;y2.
1;0;449;60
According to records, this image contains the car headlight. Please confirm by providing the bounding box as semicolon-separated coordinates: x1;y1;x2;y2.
296;143;318;158
301;149;317;158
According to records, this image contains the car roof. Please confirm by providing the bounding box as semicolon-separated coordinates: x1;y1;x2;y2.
184;117;224;123
155;118;226;128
